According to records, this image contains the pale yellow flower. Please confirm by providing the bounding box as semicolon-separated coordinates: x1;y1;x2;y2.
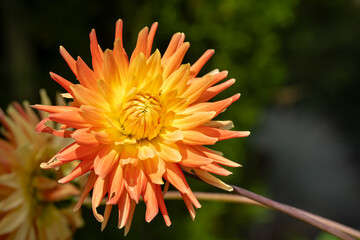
0;91;83;240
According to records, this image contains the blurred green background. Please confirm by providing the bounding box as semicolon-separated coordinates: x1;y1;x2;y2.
1;0;359;239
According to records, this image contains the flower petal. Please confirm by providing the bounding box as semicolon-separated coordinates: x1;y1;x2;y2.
173;111;216;130
143;181;159;222
58;159;94;184
143;157;165;185
194;169;233;191
94;146;119;178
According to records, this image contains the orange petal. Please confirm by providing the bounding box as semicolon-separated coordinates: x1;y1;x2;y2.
76;57;98;91
70;84;109;110
181;127;218;145
196;78;235;103
193;146;241;168
35;117;73;137
146;22;158;58
130;27;148;63
184;189;201;208
33;104;78;114
181;74;214;104
118;192;131;229
103;49;120;85
74;171;97;211
80;105;108;128
124;200;136;236
143;157;165;185
181;193;196;221
161;64;190;94
101;204;113;231
177;143;212;167
123;163;145;203
173;111;216;130
190;49;215;78
162;32;185;61
163;42;190;79
57;143;98;162
115;19;123;41
107;163;124;205
89;29;104;80
143;181;159;222
182;126;249;144
58;159;94;184
49;111;89;129
41;143;96;169
94;146;119;179
71;128;99;147
92;176;109;222
199;162;232;176
163;162;189;194
60;46;77;77
154;184;171;226
113;39;128;85
92;128;117;145
50;72;74;95
184;94;240;117
154;141;182;163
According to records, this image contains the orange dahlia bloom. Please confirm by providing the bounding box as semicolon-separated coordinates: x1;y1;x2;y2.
34;20;249;234
0;92;83;240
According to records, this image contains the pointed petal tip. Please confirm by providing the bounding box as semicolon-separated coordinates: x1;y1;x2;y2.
231;93;241;102
240;131;251;137
40;162;53;169
58;179;65;184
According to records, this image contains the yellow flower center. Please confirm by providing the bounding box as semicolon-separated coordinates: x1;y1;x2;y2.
120;94;163;140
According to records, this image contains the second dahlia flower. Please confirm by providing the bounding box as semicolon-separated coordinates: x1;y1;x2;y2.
34;20;249;234
0;92;83;240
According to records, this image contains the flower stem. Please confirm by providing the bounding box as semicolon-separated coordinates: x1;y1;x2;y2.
230;185;358;240
164;191;360;239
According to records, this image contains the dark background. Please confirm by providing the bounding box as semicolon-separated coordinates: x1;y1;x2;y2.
1;0;359;239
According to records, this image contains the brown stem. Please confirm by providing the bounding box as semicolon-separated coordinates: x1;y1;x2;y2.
164;191;263;206
231;185;357;240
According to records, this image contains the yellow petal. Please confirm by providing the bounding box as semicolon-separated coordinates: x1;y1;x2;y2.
193;169;233;191
153;140;182;162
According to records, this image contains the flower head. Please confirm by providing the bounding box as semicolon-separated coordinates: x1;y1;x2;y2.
34;20;249;234
0;91;83;240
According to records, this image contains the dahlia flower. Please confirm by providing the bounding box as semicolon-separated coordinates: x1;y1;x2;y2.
34;20;249;234
0;92;83;240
